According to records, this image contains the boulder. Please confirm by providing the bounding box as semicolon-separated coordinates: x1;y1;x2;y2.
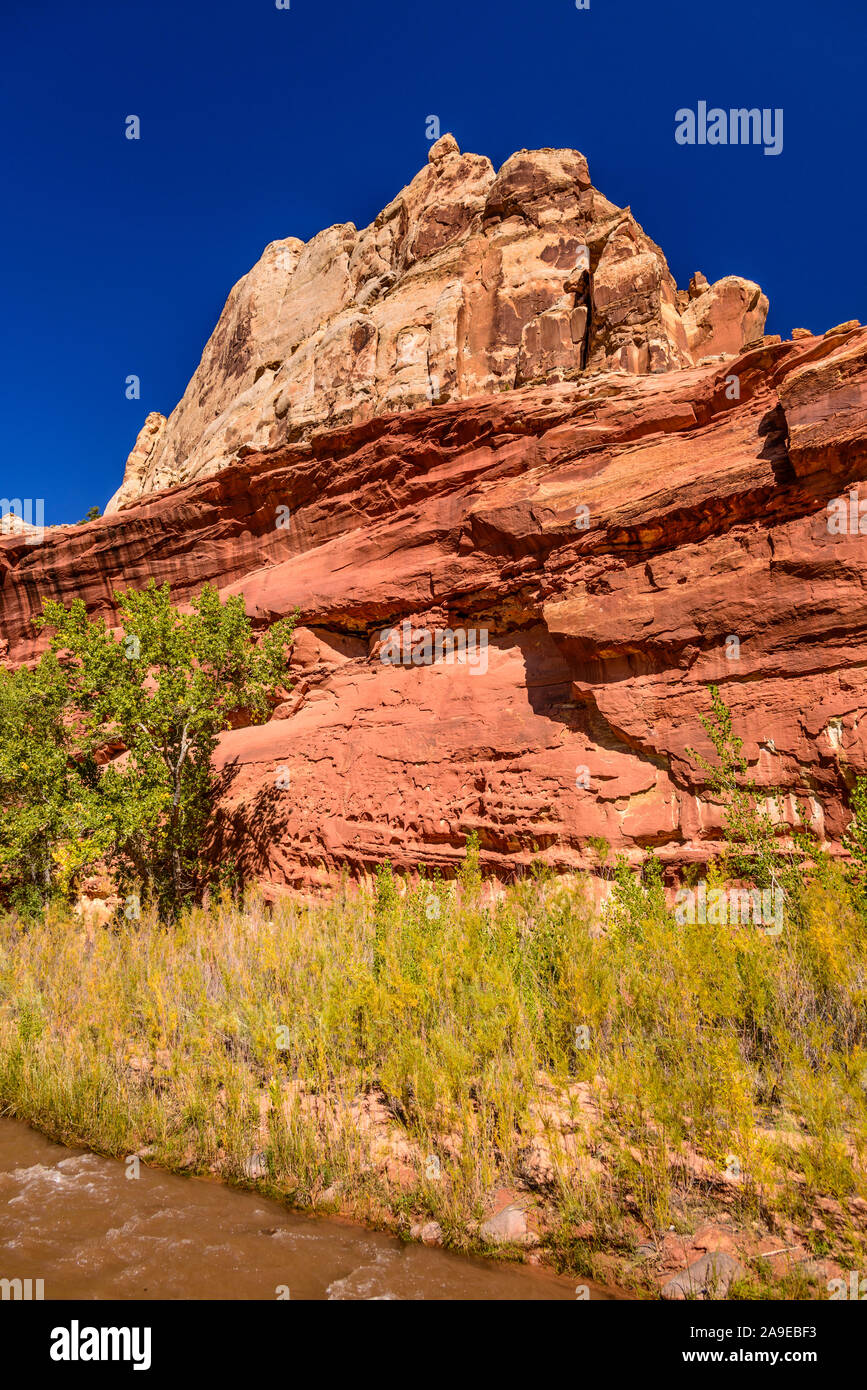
480;1204;530;1245
661;1251;745;1300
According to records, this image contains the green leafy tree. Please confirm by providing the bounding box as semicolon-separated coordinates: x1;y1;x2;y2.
842;775;867;904
686;684;813;893
28;580;296;918
605;850;667;941
0;655;104;915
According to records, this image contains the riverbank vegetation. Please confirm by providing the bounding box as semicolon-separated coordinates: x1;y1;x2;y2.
1;599;865;1299
1;840;865;1298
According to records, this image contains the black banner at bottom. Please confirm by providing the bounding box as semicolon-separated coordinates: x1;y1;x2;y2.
4;1297;863;1378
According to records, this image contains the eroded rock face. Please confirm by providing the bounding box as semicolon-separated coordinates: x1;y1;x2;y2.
681;275;769;360
5;325;866;894
108;412;167;507
106;137;767;511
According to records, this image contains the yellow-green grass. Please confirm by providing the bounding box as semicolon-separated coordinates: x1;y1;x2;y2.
1;857;865;1295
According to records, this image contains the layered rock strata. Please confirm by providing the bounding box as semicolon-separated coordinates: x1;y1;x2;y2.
106;137;767;511
4;321;866;894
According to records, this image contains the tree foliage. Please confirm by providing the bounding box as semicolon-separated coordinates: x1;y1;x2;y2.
0;654;102;916
686;683;816;896
0;581;295;919
842;775;867;905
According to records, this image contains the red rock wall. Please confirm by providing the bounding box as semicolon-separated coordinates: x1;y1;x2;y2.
3;326;866;893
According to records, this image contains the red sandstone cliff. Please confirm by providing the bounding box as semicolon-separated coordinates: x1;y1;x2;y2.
3;272;866;890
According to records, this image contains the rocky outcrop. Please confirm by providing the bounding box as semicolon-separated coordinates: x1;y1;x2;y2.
109;412;167;505
106;137;767;511
681;275;769;360
4;320;866;894
0;514;43;540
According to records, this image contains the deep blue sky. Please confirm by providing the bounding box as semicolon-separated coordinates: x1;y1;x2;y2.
2;0;864;524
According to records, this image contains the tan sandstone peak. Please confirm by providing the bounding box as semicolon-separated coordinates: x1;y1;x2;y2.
106;137;769;511
0;513;43;538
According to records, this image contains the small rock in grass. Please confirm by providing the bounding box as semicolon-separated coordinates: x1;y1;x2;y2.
480;1204;529;1245
661;1251;744;1300
409;1220;444;1246
242;1153;268;1181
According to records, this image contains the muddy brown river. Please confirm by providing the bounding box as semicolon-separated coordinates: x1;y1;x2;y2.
0;1118;618;1300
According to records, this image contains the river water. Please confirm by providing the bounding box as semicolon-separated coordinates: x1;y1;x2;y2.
0;1118;619;1301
